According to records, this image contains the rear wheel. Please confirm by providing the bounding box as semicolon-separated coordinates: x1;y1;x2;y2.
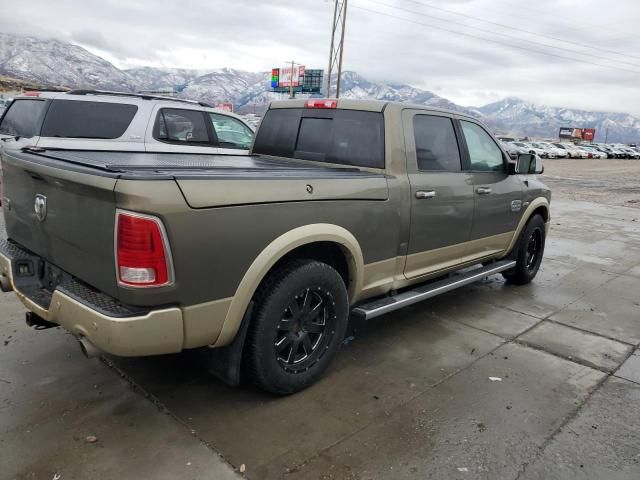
245;260;349;395
503;215;546;285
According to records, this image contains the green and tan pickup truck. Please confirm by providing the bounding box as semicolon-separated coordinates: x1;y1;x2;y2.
0;99;550;394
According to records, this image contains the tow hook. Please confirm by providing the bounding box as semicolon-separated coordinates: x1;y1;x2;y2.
25;312;58;330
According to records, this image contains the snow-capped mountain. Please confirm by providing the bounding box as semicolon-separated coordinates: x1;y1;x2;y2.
477;98;640;143
124;67;208;91
0;33;135;91
328;71;481;117
1;33;639;143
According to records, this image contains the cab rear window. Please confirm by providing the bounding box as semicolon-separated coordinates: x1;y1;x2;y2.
253;108;385;168
0;99;49;137
40;100;137;139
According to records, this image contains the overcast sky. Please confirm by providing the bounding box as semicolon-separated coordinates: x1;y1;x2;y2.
2;0;639;114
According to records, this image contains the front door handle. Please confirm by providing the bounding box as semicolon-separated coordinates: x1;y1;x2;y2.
415;190;436;199
476;187;492;195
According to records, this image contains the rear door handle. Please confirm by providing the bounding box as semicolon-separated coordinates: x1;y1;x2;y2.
415;190;436;199
476;187;492;195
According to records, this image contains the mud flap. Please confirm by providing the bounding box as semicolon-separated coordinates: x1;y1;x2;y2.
205;302;254;387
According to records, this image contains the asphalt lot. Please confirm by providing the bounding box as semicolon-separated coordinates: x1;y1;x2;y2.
2;160;640;479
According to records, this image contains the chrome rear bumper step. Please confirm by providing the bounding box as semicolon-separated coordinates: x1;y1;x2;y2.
352;260;516;321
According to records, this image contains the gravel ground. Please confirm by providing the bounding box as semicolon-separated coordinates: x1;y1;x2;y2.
542;159;640;208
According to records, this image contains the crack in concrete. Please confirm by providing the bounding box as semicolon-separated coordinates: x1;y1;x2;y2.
99;356;240;475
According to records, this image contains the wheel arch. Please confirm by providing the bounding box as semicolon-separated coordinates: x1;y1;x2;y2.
211;224;364;347
505;197;550;254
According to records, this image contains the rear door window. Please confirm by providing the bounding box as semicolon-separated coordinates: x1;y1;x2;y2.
0;99;49;137
253;108;385;168
413;115;461;172
41;100;137;139
208;113;253;149
154;108;211;145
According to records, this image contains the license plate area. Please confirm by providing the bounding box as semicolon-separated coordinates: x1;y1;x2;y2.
11;254;67;310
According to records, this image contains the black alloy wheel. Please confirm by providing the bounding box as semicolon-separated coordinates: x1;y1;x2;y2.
275;287;337;373
525;227;543;272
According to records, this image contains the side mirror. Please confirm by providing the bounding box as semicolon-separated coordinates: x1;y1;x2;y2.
512;153;544;175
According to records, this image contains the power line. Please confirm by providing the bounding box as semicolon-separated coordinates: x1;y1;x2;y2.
398;0;640;61
383;1;640;70
548;16;640;36
350;4;640;75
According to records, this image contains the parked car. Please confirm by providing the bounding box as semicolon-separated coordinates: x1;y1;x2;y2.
506;141;530;157
579;146;607;159
620;147;640;159
509;142;532;155
0;90;255;207
511;142;545;158
591;145;615;158
528;142;556;159
551;142;584;159
499;140;519;159
609;147;627;159
0;99;550;395
539;142;568;158
0;90;254;153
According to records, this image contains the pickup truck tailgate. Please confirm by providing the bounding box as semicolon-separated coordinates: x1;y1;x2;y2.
1;150;118;297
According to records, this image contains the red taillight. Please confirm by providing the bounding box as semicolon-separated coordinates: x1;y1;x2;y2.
23;91;41;97
116;211;172;287
305;99;337;109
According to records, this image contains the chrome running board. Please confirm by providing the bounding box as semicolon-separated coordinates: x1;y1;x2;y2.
352;260;516;321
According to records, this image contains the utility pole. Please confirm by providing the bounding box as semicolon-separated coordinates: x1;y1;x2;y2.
285;60;304;99
289;60;295;99
326;0;348;98
604;126;609;144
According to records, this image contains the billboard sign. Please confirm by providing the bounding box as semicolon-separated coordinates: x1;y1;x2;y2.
270;68;323;94
559;128;575;139
582;128;596;141
558;127;596;141
216;103;233;112
278;65;305;87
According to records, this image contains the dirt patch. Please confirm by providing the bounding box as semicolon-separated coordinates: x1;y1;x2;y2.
542;159;640;208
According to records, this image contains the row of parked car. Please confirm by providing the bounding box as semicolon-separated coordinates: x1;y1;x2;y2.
499;139;640;160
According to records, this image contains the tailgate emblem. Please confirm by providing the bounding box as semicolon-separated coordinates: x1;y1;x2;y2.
34;194;47;222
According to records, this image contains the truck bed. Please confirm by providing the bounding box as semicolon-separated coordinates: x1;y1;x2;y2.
1;147;390;305
14;148;382;180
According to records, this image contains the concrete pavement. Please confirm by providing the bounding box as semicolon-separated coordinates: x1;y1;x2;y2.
1;198;640;479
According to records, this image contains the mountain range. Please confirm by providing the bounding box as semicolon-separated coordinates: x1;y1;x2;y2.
1;32;638;143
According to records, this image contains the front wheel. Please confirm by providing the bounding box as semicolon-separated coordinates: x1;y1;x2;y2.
245;260;349;395
503;215;546;285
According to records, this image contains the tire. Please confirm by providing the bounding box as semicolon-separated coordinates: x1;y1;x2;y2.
502;215;546;285
245;260;349;395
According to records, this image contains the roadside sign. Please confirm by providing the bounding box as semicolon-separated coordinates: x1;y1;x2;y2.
278;65;305;87
270;69;323;94
559;127;597;141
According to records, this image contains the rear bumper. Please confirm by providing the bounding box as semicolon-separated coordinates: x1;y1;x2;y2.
0;238;184;357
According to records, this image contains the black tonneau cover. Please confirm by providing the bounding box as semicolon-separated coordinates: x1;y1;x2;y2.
11;148;383;180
